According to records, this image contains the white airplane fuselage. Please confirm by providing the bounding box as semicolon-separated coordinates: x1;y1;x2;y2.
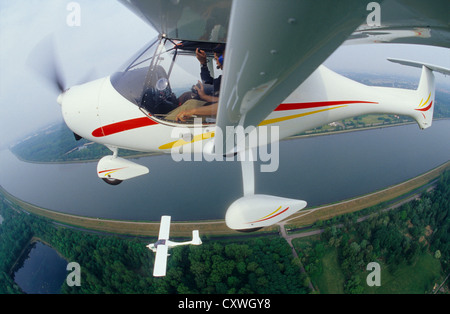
60;64;434;155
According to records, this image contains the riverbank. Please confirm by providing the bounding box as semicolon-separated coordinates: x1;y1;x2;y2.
284;160;450;228
1;160;448;237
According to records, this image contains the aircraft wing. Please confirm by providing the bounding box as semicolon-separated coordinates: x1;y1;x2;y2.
153;244;168;277
158;215;171;240
118;0;449;47
117;0;232;43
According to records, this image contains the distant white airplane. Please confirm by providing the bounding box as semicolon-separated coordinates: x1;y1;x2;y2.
147;216;202;277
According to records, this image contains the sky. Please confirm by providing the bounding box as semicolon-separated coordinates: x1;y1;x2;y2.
0;0;449;148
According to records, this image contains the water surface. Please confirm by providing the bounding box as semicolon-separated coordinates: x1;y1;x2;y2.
13;241;67;294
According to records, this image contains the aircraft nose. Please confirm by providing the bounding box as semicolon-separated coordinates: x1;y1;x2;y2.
60;77;107;141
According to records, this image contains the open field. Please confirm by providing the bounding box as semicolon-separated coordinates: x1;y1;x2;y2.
312;247;345;294
361;253;442;294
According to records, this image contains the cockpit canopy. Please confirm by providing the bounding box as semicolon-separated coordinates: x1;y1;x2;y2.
111;37;223;124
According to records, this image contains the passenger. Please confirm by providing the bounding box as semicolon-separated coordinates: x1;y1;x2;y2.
198;44;224;93
165;44;225;122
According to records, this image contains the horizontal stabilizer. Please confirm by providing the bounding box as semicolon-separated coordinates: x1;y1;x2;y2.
387;58;450;76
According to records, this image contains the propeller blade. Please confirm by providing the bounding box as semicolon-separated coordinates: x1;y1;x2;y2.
76;69;97;86
27;35;66;93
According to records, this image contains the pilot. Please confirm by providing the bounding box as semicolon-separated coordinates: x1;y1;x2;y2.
165;44;225;122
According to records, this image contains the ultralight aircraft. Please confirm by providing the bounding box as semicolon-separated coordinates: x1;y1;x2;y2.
147;216;202;277
33;0;450;231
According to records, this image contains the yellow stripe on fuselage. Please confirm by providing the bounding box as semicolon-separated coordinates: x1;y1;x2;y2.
159;132;215;150
258;105;348;126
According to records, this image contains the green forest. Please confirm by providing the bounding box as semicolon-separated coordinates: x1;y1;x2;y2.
1;170;449;294
0;203;308;294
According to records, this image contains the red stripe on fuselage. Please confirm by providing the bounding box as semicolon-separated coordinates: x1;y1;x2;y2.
92;117;158;137
275;100;378;111
91;101;377;137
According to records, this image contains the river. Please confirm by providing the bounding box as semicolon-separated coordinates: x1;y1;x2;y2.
1;120;449;222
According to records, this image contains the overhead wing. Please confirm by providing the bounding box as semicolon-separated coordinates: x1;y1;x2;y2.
153;244;168;277
118;0;232;42
158;215;171;240
118;0;449;48
347;0;450;48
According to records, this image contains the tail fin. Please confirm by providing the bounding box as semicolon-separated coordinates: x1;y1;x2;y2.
414;65;435;129
387;58;450;130
191;230;202;245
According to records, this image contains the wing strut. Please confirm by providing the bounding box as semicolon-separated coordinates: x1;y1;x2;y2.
240;148;255;196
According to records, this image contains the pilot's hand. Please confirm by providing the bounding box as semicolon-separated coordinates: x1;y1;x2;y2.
176;110;193;122
194;81;206;99
196;48;207;65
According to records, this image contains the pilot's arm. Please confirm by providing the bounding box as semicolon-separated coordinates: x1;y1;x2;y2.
196;48;214;84
176;103;218;122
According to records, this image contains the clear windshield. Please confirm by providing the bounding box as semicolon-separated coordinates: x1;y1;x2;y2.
111;37;222;125
111;38;159;105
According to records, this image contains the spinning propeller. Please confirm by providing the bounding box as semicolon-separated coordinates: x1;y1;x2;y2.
27;35;94;141
27;35;67;95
